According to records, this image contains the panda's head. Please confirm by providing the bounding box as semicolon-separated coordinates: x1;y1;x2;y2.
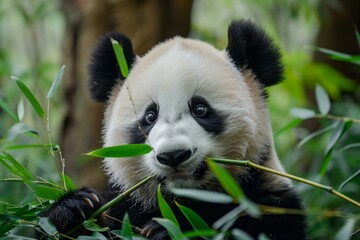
88;20;283;207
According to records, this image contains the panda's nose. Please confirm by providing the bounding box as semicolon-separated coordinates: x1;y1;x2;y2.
157;150;192;167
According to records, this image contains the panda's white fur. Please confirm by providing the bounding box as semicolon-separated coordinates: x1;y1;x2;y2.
102;37;289;208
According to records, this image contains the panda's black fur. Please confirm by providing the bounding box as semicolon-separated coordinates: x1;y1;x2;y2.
42;20;307;239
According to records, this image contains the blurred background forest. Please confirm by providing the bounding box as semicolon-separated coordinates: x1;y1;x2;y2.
0;0;359;239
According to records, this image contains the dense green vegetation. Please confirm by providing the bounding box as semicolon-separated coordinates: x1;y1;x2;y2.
0;0;359;239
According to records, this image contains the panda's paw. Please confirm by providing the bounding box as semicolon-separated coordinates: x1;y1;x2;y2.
42;187;103;234
140;220;170;240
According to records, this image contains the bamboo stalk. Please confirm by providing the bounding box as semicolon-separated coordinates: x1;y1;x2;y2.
211;158;360;208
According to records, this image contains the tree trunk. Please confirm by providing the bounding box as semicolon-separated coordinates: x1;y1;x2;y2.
61;0;193;189
314;0;360;81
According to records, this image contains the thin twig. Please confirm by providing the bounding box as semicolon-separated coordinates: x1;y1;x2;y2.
211;158;360;208
315;113;360;124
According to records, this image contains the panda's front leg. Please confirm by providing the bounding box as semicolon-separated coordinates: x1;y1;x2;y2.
41;187;104;236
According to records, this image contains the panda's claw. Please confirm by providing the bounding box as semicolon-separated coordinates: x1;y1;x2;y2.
140;220;169;239
90;192;100;203
83;197;94;208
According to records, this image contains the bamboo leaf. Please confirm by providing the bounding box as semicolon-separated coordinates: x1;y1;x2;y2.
340;143;360;152
315;84;330;115
0;98;19;122
7;123;39;141
321;120;353;176
153;218;187;240
63;174;76;191
325;121;352;154
355;25;360;50
338;169;360;191
334;218;356;240
12;76;45;118
111;38;129;78
120;213;133;239
32;185;64;200
207;160;244;200
17;99;25;121
83;219;108;232
38;217;58;236
231;229;254;240
213;205;245;230
86;144;152;158
47;65;65;99
290;108;316;119
2;151;34;181
171;188;232;204
176;202;213;235
157;186;179;226
297;124;334;148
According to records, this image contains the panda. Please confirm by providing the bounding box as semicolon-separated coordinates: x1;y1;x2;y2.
43;20;307;239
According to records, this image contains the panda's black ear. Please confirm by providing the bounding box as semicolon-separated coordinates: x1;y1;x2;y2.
226;20;284;87
88;32;136;102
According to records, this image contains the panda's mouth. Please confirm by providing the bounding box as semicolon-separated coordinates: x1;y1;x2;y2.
163;162;208;180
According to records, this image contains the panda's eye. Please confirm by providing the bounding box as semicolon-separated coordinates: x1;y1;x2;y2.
193;104;208;117
144;110;157;125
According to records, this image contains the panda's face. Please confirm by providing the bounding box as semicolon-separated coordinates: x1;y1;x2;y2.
102;38;262;204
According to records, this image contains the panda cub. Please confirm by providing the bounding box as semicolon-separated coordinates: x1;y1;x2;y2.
44;20;307;239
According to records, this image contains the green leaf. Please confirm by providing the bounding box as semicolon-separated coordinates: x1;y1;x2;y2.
334;219;356;240
231;229;254;240
111;38;129;78
297;124;334;148
315;47;360;65
0;98;19;122
77;236;101;240
157;186;179;226
17;99;25;121
321;120;353;176
12;76;45;118
32;185;64;200
7;123;39;141
171;188;232;204
63;174;76;191
338;169;360;191
121;213;133;239
207;160;244;200
325;120;353;155
176;202;212;235
258;233;271;240
290;108;316;119
340;143;360;152
90;232;108;240
2;151;34;181
83;219;108;232
212;205;245;230
315;84;330;115
153;218;187;240
47;65;65;99
355;25;360;50
3;144;58;151
86;144;152;158
38;217;58;236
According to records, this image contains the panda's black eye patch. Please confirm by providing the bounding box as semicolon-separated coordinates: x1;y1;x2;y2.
189;96;225;135
130;102;158;144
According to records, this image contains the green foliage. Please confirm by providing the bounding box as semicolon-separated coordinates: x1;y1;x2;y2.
86;144;152;158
